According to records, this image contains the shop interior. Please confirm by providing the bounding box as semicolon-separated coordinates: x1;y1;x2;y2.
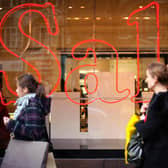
0;0;168;167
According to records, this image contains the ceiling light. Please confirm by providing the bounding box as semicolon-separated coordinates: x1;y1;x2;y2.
96;17;101;20
68;6;72;9
84;17;90;20
80;6;85;9
0;8;2;10
143;16;150;20
123;17;128;20
74;17;80;20
139;5;143;8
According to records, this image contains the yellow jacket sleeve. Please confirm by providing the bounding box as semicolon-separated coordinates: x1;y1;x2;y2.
125;114;140;164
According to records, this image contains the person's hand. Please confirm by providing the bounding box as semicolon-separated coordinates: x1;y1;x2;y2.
140;113;146;120
3;116;10;125
140;103;148;113
140;103;148;120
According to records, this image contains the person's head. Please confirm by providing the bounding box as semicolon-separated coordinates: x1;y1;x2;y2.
16;73;46;98
145;62;168;90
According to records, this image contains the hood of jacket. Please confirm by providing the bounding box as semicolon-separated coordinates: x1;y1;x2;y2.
29;96;51;116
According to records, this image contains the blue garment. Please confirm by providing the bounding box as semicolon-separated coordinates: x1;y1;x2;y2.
14;93;36;119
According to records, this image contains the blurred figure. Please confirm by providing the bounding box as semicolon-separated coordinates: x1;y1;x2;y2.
0;92;10;156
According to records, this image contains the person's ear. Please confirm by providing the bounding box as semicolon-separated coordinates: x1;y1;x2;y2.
23;87;29;94
153;75;158;84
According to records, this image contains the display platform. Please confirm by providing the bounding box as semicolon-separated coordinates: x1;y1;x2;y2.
52;139;125;158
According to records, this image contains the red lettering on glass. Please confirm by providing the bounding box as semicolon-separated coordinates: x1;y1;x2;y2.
127;1;160;103
84;72;98;95
0;1;161;106
0;2;61;105
0;71;16;105
64;39;130;105
18;7;61;96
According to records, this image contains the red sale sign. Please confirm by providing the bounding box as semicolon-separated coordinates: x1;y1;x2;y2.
0;1;160;106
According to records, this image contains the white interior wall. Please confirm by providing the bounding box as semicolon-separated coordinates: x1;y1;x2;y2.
51;71;134;139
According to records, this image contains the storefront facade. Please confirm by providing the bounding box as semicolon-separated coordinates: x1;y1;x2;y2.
0;0;168;167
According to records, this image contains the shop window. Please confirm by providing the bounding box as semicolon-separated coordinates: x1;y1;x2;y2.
3;27;18;49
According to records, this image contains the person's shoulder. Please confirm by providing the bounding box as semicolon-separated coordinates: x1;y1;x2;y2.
154;91;168;110
156;91;168;101
28;96;41;107
28;96;51;114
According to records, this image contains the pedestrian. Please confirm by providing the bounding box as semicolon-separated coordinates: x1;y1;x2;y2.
135;62;168;168
3;73;51;144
